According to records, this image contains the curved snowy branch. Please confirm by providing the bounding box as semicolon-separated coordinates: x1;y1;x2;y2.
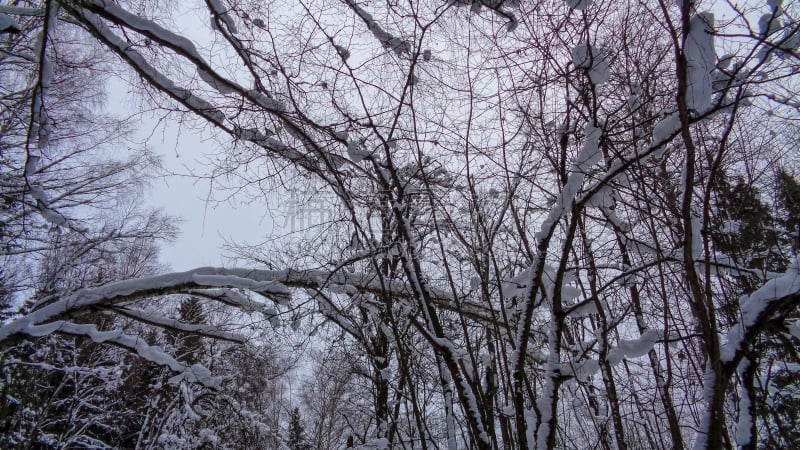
22;320;221;389
721;259;800;369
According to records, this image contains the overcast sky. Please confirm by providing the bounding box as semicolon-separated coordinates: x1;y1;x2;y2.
104;5;278;273
112;107;265;271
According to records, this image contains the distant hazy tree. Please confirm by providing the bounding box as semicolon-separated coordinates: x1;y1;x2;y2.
288;407;313;450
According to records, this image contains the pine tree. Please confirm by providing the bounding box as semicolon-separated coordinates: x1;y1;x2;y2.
175;297;206;365
711;175;783;280
776;169;800;251
754;169;800;448
710;169;800;448
288;407;312;450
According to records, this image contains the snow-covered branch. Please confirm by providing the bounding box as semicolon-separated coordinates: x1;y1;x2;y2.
721;258;800;367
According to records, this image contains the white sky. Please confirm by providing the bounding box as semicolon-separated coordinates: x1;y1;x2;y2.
107;100;271;271
147;140;274;272
103;4;278;272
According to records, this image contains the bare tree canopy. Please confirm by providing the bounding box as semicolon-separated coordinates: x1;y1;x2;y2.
2;0;800;448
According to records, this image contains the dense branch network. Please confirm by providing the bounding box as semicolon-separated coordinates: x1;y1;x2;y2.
1;0;800;449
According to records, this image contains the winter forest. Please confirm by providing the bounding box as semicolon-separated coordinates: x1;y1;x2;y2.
1;0;799;448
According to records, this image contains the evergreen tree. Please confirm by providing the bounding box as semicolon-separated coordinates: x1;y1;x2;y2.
711;175;784;281
288;407;312;450
710;169;800;449
776;169;800;252
175;297;206;365
754;169;800;448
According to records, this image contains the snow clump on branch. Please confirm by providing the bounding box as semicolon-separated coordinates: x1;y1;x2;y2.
572;44;609;84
